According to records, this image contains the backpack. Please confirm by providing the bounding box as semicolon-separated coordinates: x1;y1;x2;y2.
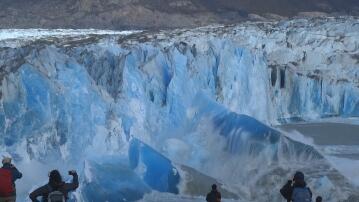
48;186;65;202
0;168;15;197
292;187;312;202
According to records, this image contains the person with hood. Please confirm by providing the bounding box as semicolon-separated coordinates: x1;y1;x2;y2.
0;157;22;202
206;184;221;202
280;171;312;202
29;169;79;202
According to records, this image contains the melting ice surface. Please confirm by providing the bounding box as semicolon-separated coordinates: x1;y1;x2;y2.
0;19;359;201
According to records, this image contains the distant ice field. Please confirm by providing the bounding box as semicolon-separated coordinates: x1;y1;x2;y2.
0;29;139;41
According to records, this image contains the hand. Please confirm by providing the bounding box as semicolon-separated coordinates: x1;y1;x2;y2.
68;170;77;175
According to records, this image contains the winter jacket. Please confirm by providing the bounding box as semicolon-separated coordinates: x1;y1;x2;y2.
206;190;221;202
280;180;312;202
29;172;79;202
1;163;23;196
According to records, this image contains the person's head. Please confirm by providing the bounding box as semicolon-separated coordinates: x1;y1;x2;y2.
316;196;322;202
49;170;63;185
211;184;217;190
2;156;11;165
293;171;305;182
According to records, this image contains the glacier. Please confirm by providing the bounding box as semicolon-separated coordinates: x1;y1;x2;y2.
0;17;359;201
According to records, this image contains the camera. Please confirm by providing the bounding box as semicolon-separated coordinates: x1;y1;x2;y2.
68;170;76;175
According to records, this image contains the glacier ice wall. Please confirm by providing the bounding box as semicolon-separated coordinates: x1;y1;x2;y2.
0;17;358;201
66;18;359;126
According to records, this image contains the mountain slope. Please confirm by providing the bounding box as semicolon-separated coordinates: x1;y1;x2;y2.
0;0;358;29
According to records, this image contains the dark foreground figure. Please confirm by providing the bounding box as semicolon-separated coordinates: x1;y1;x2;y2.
206;184;221;202
0;157;22;202
29;170;79;202
316;196;322;202
280;171;312;202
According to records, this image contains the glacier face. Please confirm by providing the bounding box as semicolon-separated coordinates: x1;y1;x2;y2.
0;17;358;201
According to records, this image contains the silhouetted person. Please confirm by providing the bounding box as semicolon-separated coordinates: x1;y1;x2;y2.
29;169;79;202
280;171;312;202
206;184;221;202
316;196;322;202
0;157;22;202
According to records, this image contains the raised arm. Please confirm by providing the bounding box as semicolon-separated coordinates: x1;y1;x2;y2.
64;171;79;191
308;187;313;198
280;180;293;201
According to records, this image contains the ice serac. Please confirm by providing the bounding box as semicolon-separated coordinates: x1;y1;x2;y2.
82;157;151;202
128;138;180;194
0;17;358;201
82;138;180;202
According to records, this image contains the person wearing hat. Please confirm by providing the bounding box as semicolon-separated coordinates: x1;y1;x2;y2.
280;171;312;202
0;157;22;202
